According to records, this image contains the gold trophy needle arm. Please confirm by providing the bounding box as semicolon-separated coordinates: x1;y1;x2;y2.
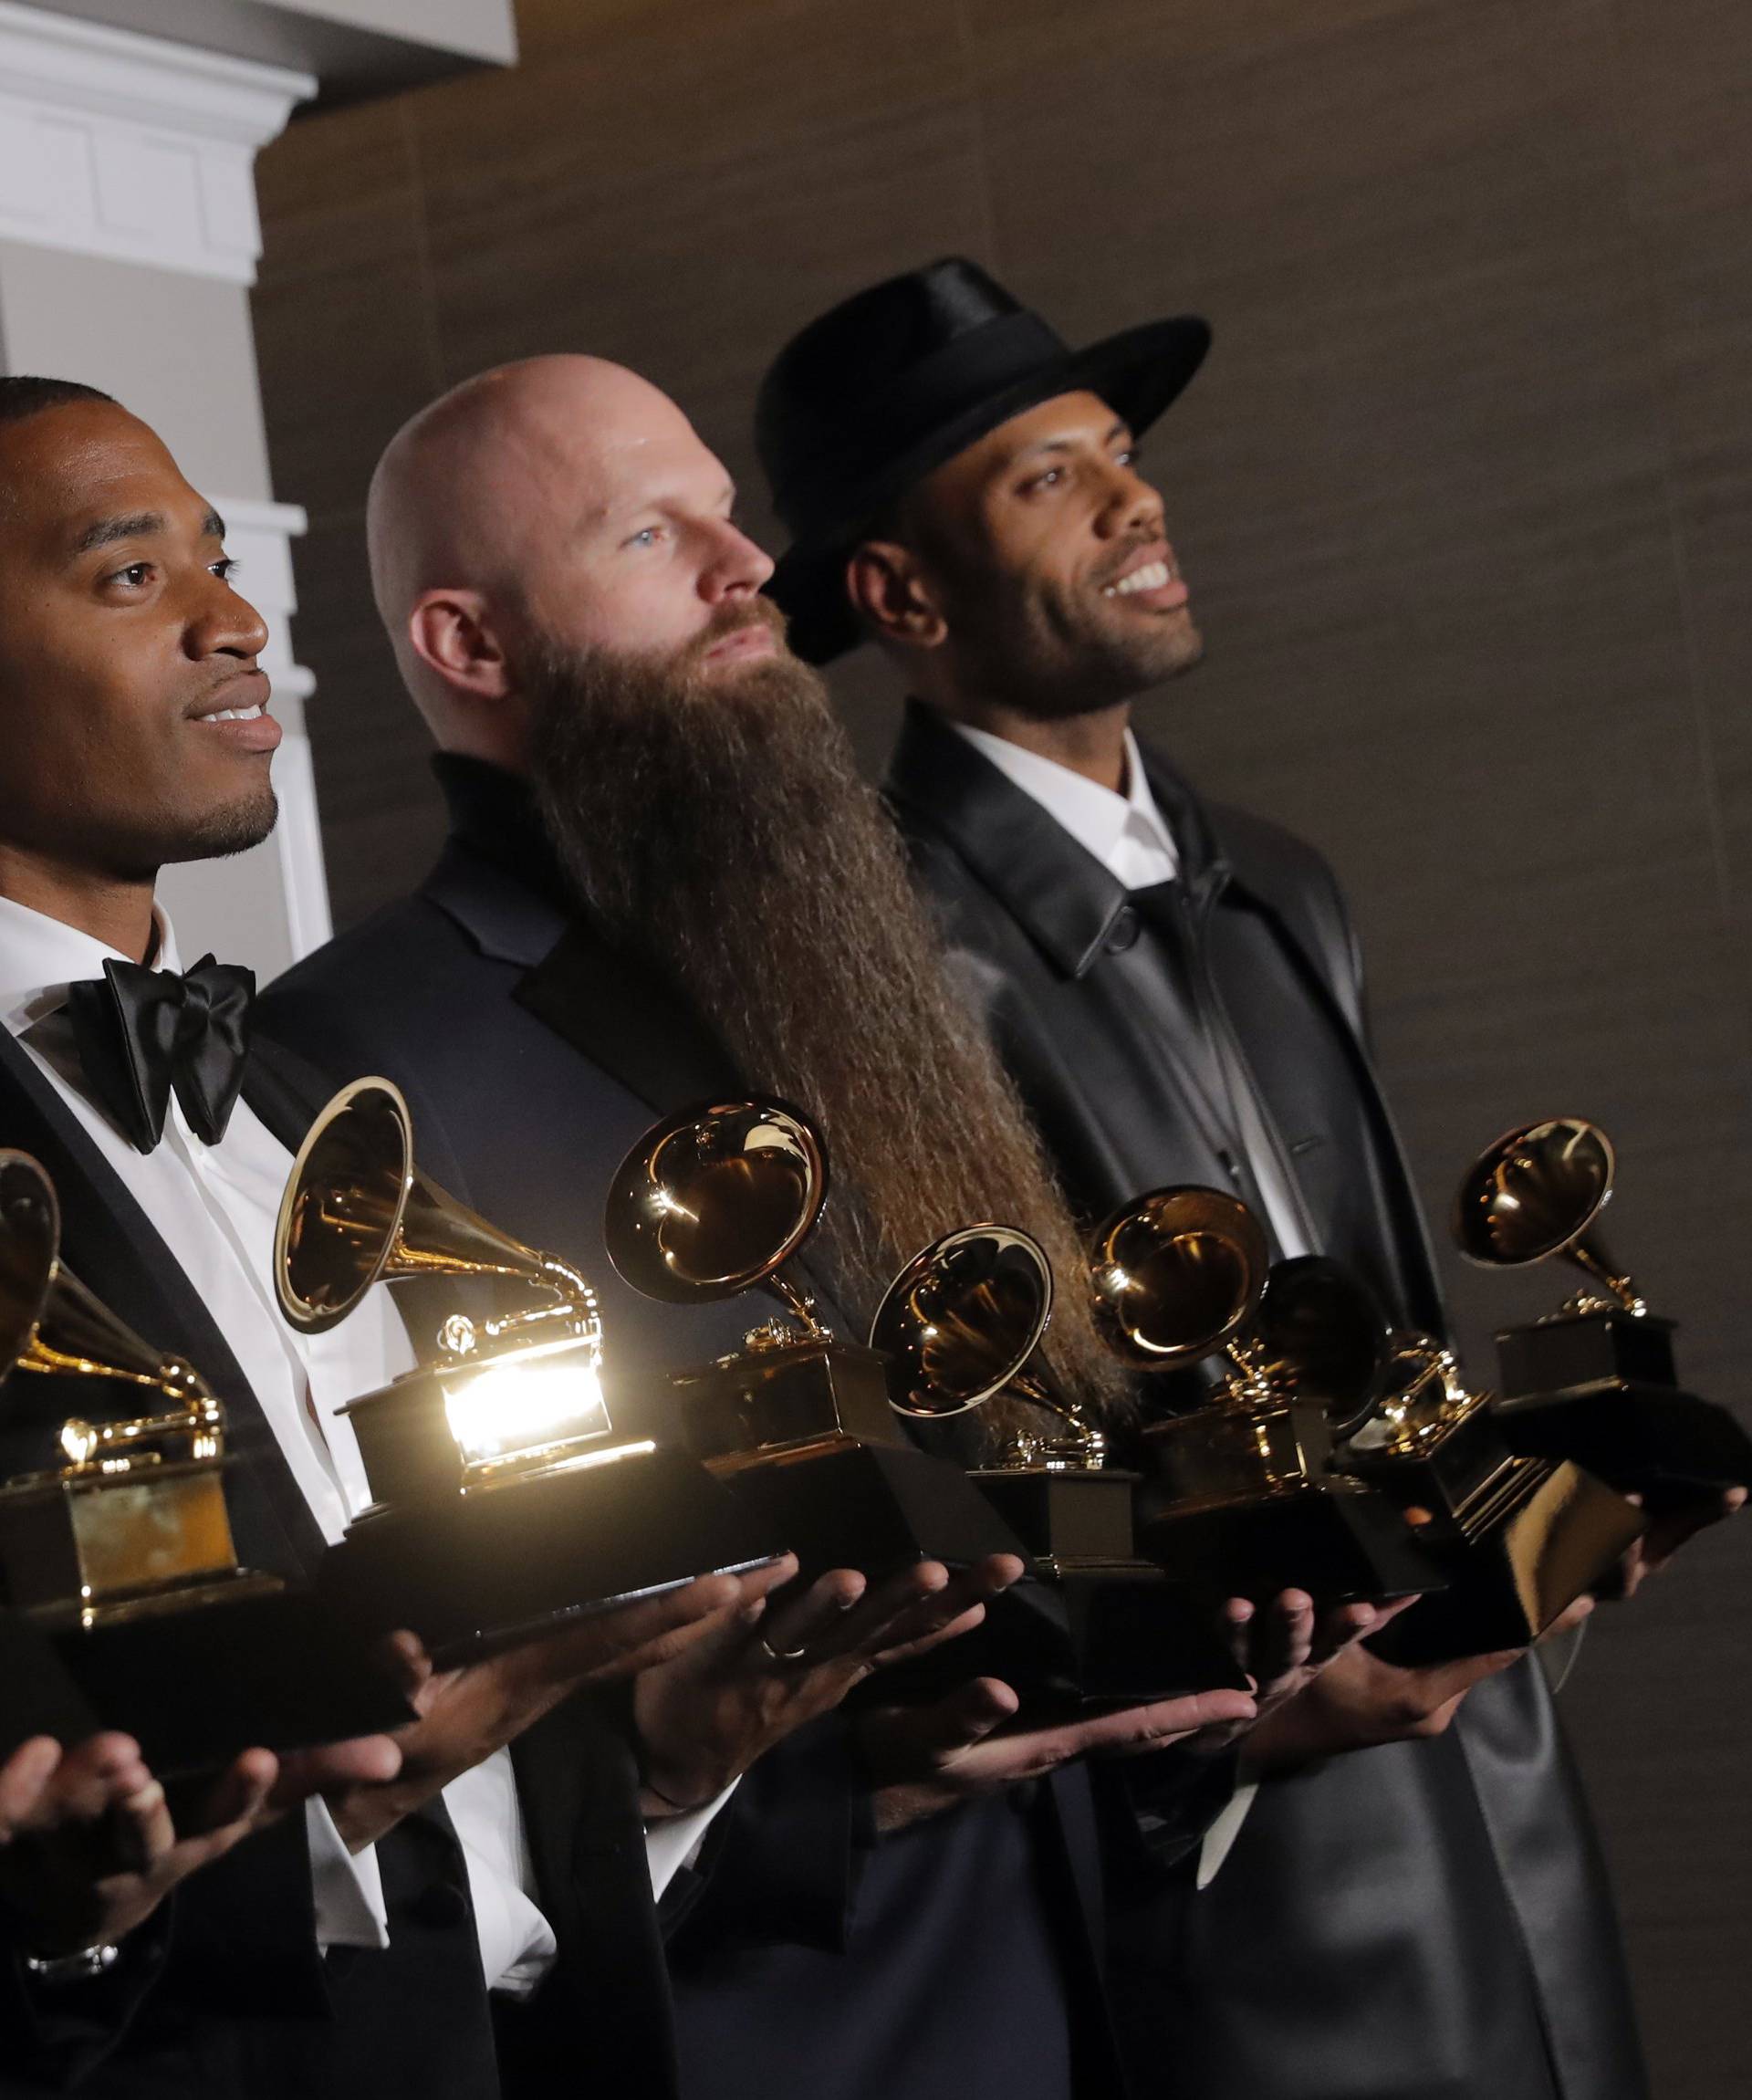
765;1269;833;1343
1565;1238;1645;1316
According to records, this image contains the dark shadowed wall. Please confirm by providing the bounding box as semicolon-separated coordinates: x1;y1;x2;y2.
250;1;1752;2087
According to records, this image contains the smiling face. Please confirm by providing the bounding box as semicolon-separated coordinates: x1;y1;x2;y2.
851;388;1203;717
0;399;277;883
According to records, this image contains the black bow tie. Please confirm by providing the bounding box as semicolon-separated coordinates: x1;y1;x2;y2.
64;955;256;1155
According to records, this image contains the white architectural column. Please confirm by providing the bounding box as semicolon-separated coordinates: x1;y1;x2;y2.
0;1;323;977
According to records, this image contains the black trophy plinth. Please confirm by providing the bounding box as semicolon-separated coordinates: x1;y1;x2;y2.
1494;1311;1752;1495
672;1337;1035;1580
40;1577;415;1777
1349;1399;1645;1665
1137;1479;1443;1606
318;1445;780;1669
1136;1397;1444;1605
1365;1456;1645;1666
971;1467;1251;1705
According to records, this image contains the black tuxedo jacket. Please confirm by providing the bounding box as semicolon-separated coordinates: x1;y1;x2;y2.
256;754;1131;2100
885;700;1650;2100
0;1025;500;2100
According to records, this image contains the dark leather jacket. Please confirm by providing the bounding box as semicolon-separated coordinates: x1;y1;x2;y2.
886;698;1648;2100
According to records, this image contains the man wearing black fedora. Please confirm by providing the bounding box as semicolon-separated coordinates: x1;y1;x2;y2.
754;256;1653;2100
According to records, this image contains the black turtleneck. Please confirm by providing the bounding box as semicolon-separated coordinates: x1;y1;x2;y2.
431;751;572;913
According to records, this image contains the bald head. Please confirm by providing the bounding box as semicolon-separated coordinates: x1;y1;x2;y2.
367;356;774;767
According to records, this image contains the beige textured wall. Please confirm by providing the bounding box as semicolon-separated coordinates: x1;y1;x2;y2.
249;2;1752;2087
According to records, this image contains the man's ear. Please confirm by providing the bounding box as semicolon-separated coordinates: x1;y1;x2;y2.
845;540;949;651
407;587;512;700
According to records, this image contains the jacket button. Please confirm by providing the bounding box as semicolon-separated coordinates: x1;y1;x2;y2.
1104;906;1141;954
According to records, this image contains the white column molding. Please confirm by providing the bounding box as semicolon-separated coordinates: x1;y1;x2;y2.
0;2;313;283
214;493;333;958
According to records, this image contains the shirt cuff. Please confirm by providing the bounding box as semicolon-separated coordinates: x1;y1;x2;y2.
644;1779;739;1900
1194;1769;1260;1890
306;1797;388;1952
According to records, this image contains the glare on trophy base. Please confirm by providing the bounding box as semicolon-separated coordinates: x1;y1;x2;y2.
1455;1117;1752;1496
604;1097;1031;1586
1090;1191;1444;1605
0;1150;412;1774
1342;1333;1645;1667
279;1081;777;1666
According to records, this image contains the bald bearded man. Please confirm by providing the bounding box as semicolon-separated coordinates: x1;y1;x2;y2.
256;357;1379;2100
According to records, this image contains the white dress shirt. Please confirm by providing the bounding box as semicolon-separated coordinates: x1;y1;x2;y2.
950;720;1311;1262
0;893;721;1990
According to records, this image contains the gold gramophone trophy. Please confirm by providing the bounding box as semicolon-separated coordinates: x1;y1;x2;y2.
1455;1117;1752;1493
276;1080;779;1664
1088;1186;1444;1604
872;1223;1249;1707
1338;1321;1646;1666
0;1149;411;1771
603;1098;1031;1580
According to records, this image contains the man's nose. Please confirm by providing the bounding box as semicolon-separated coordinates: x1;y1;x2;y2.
1097;463;1166;542
701;518;776;601
188;571;269;661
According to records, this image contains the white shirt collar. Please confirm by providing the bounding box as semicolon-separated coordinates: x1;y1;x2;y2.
0;893;179;1040
948;720;1178;880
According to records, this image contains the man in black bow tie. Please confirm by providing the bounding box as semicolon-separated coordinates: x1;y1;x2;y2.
749;258;1742;2100
0;375;844;2098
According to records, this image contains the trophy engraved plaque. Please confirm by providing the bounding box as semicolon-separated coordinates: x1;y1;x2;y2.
277;1081;778;1665
1341;1331;1645;1666
0;1150;412;1772
1089;1187;1444;1604
1454;1117;1752;1494
872;1223;1248;1708
604;1098;1028;1583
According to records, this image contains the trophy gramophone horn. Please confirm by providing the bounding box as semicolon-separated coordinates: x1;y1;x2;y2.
0;1150;222;1457
871;1224;1108;1469
1254;1256;1394;1438
871;1225;1053;1421
1087;1186;1269;1375
1453;1117;1642;1314
276;1077;590;1334
603;1096;829;1340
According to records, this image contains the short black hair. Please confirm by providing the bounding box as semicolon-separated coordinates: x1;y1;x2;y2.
0;376;116;426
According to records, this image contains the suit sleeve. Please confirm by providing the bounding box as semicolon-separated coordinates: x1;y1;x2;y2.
0;1907;173;2090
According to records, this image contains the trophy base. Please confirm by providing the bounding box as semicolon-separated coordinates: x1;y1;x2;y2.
704;1436;1030;1584
860;1461;1243;1721
37;1572;414;1776
320;1444;780;1667
1497;1310;1678;1395
970;1467;1250;1706
847;1563;1247;1724
1495;1383;1752;1497
1367;1457;1645;1666
1136;1481;1444;1607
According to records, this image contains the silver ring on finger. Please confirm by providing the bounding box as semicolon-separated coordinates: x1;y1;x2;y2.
757;1634;811;1666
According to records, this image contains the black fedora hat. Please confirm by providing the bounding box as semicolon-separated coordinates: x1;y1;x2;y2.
756;256;1210;663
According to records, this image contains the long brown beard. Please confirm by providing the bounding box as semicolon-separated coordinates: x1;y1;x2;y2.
525;604;1131;1435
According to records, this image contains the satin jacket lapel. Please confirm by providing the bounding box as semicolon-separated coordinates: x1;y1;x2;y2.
513;922;739;1119
0;1029;328;1577
884;702;1132;977
888;703;1444;1332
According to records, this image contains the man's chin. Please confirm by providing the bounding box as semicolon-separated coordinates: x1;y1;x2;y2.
160;787;280;864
